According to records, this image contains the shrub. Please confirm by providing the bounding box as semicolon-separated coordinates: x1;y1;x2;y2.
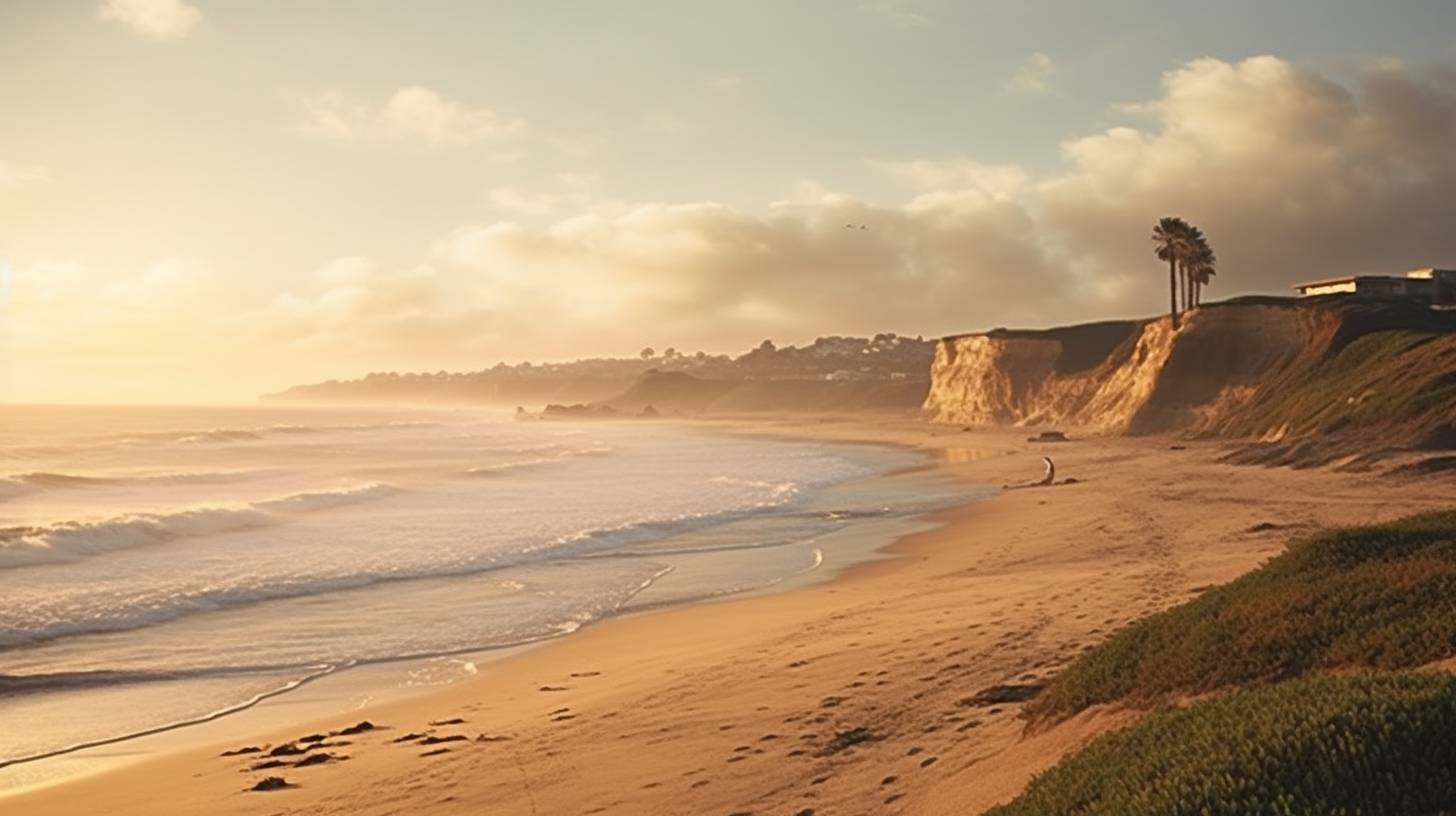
1028;510;1456;721
987;672;1456;816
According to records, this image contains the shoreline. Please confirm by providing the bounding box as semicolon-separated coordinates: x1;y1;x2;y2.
11;416;1454;815
0;418;970;800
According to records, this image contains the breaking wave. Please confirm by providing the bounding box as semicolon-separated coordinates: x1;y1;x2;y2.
0;470;258;501
463;445;614;476
0;483;399;569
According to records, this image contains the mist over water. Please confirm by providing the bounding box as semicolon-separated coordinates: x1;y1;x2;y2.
0;405;958;776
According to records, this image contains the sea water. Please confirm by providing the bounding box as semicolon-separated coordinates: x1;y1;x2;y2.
0;404;964;786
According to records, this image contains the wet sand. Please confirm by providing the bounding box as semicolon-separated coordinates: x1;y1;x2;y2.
10;417;1453;815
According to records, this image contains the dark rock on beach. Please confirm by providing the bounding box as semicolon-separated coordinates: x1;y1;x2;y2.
249;776;292;792
960;683;1044;707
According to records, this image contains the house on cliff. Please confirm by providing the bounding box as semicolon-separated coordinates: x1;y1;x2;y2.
1293;267;1456;305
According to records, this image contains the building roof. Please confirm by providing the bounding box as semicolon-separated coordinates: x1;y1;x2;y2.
1291;275;1397;290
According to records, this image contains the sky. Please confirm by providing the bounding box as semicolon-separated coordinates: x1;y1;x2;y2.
2;0;1456;403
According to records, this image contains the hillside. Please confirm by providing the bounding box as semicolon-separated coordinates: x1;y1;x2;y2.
988;510;1456;816
266;334;932;409
598;370;929;415
924;297;1456;465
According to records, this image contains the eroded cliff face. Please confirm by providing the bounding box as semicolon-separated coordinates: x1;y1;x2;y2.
924;316;1180;432
924;299;1456;458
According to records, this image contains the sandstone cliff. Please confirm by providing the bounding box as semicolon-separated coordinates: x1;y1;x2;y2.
924;298;1456;464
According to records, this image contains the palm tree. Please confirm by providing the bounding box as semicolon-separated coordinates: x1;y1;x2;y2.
1188;239;1216;307
1152;217;1191;327
1179;224;1207;311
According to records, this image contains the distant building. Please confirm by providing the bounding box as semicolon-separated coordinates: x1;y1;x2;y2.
1292;268;1456;305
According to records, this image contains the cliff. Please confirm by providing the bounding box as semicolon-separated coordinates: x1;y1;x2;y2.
924;298;1456;465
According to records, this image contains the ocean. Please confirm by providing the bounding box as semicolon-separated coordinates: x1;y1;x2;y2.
0;404;965;786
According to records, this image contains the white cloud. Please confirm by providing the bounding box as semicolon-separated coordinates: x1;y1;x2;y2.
642;112;687;135
859;1;929;29
868;157;1029;198
1006;52;1058;95
253;190;1068;364
0;161;48;186
97;0;202;41
1040;55;1456;307
260;55;1456;364
18;54;1456;403
296;86;526;147
712;75;746;92
486;187;584;216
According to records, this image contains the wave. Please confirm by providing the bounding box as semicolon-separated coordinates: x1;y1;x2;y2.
102;420;442;448
0;563;681;769
0;490;796;649
0;483;399;570
0;470;258;501
253;483;399;513
463;445;614;477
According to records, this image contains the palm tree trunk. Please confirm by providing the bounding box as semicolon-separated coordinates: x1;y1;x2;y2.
1169;259;1179;327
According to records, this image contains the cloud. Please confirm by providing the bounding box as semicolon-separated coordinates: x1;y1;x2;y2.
641;112;687;135
296;87;526;147
17;54;1456;403
712;75;746;92
0;161;48;186
97;0;202;41
1006;52;1057;95
255;190;1069;365
259;55;1456;369
868;157;1028;198
1039;55;1456;308
488;186;591;216
859;1;929;29
257;258;500;358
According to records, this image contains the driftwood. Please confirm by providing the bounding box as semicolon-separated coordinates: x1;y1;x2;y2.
1003;456;1072;490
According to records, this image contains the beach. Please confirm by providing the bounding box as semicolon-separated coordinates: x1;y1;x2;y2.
9;416;1453;816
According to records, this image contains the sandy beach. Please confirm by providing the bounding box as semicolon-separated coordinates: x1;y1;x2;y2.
9;417;1453;816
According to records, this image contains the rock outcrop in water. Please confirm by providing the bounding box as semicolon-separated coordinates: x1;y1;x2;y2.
924;297;1456;465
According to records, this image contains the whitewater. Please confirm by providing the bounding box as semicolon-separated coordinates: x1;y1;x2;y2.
0;404;964;781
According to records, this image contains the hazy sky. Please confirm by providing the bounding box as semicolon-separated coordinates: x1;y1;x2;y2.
3;1;1456;403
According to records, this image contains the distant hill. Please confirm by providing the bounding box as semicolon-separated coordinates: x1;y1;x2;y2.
265;334;934;411
598;370;931;415
924;296;1456;466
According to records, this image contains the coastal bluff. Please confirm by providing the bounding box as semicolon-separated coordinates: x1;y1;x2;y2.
924;297;1456;465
